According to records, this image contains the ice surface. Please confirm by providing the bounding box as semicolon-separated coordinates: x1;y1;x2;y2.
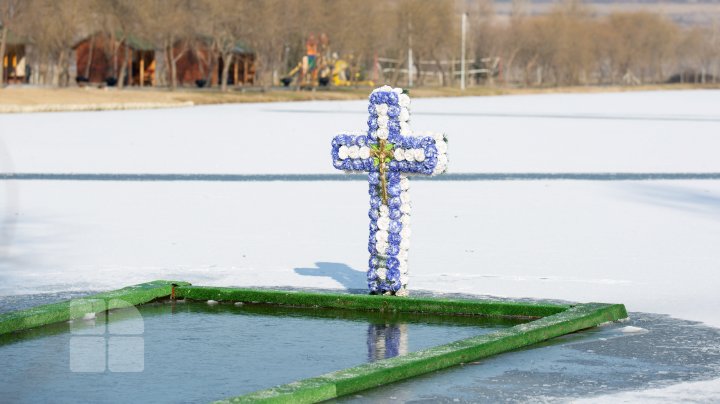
0;90;719;328
333;310;720;403
2;180;718;329
572;378;720;403
0;90;719;175
1;90;719;400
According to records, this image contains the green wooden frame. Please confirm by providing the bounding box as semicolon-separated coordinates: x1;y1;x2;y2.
0;281;627;403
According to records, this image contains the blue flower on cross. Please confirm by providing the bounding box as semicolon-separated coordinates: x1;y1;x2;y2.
331;86;449;296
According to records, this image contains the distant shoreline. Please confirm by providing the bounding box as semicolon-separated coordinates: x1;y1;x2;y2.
1;84;718;114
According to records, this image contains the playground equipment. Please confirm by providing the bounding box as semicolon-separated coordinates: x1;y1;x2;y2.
281;56;372;88
280;34;373;88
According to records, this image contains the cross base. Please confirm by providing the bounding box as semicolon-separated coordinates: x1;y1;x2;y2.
370;287;409;297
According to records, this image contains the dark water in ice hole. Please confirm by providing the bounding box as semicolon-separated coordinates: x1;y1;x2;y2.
0;300;527;404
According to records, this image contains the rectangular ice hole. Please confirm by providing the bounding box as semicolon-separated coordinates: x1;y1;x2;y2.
0;300;529;403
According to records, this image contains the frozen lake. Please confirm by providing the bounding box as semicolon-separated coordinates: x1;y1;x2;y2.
1;90;720;175
1;89;719;401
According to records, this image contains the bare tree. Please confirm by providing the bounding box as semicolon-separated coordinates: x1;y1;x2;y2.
93;0;141;88
598;12;678;84
21;0;91;86
241;0;287;87
200;0;249;91
402;0;458;86
139;0;194;89
0;0;26;86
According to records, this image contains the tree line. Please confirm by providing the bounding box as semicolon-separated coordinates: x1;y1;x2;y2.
1;0;719;88
476;1;720;86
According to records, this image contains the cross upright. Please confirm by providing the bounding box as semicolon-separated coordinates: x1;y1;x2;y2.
330;85;449;296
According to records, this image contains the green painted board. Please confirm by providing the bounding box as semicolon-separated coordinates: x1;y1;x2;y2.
0;281;628;403
0;280;189;335
173;286;570;318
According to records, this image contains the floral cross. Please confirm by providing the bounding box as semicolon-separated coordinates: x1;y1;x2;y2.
330;85;449;296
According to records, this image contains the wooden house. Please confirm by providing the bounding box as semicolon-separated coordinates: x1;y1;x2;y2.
73;33;155;86
175;40;255;87
74;33;255;88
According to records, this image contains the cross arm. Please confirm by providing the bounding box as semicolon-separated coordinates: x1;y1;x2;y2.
389;132;449;176
331;133;374;173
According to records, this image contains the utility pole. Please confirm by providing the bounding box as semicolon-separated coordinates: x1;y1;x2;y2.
408;18;413;87
461;12;467;91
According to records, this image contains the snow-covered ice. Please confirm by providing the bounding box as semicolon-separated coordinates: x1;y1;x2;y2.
618;326;647;334
0;90;719;174
1;90;719;326
572;378;720;403
2;179;719;329
1;89;720;401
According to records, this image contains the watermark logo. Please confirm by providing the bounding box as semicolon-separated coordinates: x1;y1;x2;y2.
69;299;144;372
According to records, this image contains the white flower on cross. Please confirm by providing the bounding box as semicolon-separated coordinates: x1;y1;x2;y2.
338;145;349;159
348;145;360;159
375;104;389;116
